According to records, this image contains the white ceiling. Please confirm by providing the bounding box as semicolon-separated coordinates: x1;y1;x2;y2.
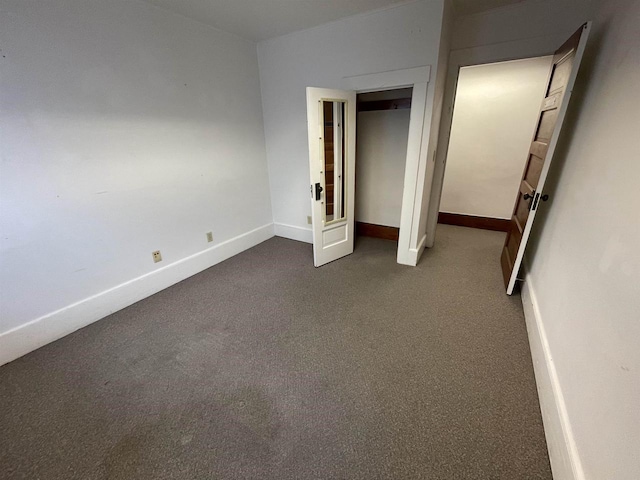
140;0;529;42
140;0;411;42
452;0;527;16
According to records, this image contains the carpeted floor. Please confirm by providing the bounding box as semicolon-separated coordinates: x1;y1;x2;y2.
0;225;551;479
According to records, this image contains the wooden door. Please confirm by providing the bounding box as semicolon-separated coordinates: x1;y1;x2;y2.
502;23;591;294
307;87;357;267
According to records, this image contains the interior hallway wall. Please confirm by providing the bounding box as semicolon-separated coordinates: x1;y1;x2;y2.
440;56;552;219
525;0;640;478
0;0;273;363
257;0;445;243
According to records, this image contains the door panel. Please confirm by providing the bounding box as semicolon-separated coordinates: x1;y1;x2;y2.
536;109;560;140
523;156;544;187
307;87;357;267
549;55;575;92
515;195;531;229
502;23;591;293
507;230;521;264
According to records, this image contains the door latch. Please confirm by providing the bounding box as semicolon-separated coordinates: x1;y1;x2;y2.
523;191;536;210
531;192;541;210
314;183;323;201
524;191;548;211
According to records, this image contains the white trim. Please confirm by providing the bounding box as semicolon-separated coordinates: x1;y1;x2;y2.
343;66;431;92
521;270;585;480
404;233;427;265
342;66;432;267
0;223;275;367
274;222;313;244
333;102;343;217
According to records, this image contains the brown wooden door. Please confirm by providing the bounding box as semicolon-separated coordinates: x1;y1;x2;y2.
501;23;591;294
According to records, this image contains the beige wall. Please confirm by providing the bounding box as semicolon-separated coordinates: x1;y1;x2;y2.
440;56;552;219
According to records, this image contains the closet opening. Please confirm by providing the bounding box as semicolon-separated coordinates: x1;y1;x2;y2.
355;87;412;246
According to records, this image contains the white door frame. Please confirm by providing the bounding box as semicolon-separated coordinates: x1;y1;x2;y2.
424;35;571;248
343;66;432;266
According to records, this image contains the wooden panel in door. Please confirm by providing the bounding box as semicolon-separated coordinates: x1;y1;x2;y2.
501;24;591;293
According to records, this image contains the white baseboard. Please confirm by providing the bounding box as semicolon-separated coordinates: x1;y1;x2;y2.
412;233;427;263
521;273;584;480
274;222;312;244
399;233;427;266
0;223;275;367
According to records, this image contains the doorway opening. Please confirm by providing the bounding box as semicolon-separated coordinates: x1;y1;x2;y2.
436;56;552;233
307;65;433;267
355;87;413;247
427;23;591;293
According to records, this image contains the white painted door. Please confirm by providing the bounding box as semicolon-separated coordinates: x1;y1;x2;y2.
306;87;357;267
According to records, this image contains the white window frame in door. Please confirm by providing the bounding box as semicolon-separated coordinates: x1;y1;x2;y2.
333;102;344;218
343;66;432;266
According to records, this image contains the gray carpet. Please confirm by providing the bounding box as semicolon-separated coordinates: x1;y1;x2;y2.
0;225;551;479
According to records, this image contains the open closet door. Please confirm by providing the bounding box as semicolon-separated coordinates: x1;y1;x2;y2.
502;22;591;294
307;87;357;267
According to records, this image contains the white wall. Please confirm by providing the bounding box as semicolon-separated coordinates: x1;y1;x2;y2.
525;0;640;479
356;108;410;228
440;56;552;219
0;0;273;362
257;0;445;242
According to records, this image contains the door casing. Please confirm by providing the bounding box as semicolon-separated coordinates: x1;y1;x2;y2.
342;66;432;266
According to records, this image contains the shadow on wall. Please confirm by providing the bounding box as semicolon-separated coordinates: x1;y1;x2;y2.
524;19;607;264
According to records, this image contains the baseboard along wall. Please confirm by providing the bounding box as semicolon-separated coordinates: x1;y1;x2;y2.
273;223;313;244
0;223;275;367
275;222;402;243
355;222;400;241
521;272;585;480
438;212;510;232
